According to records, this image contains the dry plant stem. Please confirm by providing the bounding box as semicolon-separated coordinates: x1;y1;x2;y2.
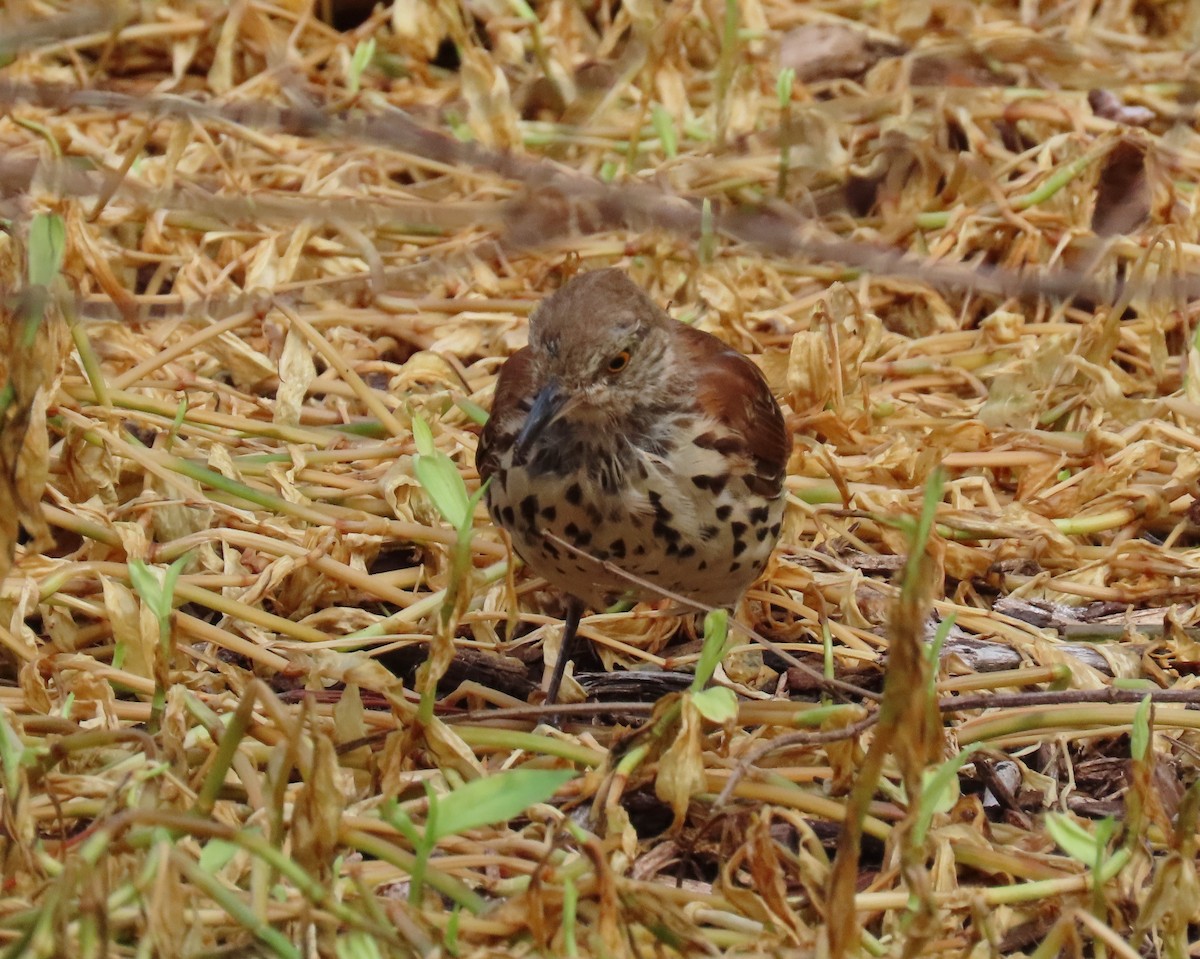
275;302;406;436
956;703;1200;744
0;81;1185;308
6;5;1200;956
544;532;879;703
62;383;338;445
108;309;259;390
714;714;877;807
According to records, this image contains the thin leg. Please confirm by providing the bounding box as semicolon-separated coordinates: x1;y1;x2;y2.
545;596;584;706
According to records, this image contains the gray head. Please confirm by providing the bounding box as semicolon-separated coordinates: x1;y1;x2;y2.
528;269;674;396
513;270;677;451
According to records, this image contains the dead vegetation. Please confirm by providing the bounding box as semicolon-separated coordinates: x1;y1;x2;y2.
2;0;1200;956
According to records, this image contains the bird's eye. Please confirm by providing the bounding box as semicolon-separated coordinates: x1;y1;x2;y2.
606;350;631;373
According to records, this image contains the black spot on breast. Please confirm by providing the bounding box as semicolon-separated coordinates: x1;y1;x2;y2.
544;541;561;559
520;495;539;527
652;520;682;543
730;561;741;572
748;505;770;525
586;504;603;525
566;483;583;505
730;521;748;538
691;474;730;495
563;522;592;547
541;505;557;521
770;522;782;537
700;524;718;541
610;539;627;559
732;540;747;557
756;526;769;541
501;505;515;525
715;505;733;521
634;544;646;556
698;560;707;570
665;541;679;556
678;544;696;559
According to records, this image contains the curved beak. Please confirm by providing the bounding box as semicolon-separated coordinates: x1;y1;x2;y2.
514;379;567;460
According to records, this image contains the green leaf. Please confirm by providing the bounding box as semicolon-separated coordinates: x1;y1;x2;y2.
691;608;729;692
912;744;980;844
1131;692;1152;761
428;768;575;842
379;799;422;848
698;198;715;264
128;560;166;620
1046;812;1112;865
691;686;738;724
336;930;384;959
412;414;471;529
445;907;462;957
508;0;537;20
199;838;240;874
412;413;435;457
562;876;579;957
455;396;490;426
347;37;376;94
0;708;31;796
776;67;795;105
28;213;65;288
926;612;956;669
651;104;677;158
161;554;188;611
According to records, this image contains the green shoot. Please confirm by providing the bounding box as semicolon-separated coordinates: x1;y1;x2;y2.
381;767;575;903
1046;812;1117;870
412;413;471;529
1130;692;1152;761
776;67;795;197
347;37;376;94
714;0;739;146
562;875;579;956
128;553;189;734
911;744;981;845
691;608;730;692
699;198;715;264
651;103;677;158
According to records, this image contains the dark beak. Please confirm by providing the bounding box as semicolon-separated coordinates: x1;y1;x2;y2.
514;380;566;460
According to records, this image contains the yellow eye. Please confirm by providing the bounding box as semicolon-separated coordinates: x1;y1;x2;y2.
607;350;631;373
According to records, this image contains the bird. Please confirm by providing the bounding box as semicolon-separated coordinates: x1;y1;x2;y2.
476;268;792;703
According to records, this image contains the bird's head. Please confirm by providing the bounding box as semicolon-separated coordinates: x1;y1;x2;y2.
516;270;674;450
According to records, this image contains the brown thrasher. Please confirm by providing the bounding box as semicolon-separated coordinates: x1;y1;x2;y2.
476;269;791;702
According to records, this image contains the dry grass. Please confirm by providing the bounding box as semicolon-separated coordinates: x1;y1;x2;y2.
3;0;1200;956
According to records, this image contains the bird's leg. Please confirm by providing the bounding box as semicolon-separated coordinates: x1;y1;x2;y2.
545;595;585;706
